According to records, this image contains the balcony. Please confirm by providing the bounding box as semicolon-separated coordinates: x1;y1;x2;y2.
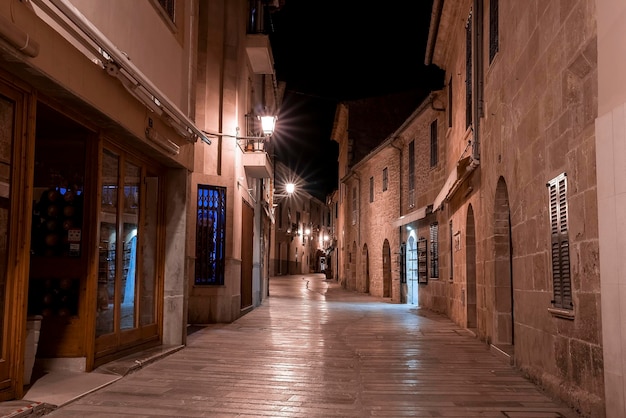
239;138;273;178
245;33;274;74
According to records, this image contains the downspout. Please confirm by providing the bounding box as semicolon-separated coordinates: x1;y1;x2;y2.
390;139;403;238
217;2;227;175
425;0;443;66
354;172;361;247
471;0;483;164
390;140;403;297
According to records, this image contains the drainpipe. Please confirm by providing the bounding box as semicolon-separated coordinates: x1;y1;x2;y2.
354;172;361;247
390;139;403;246
0;13;39;57
471;0;483;164
390;140;404;299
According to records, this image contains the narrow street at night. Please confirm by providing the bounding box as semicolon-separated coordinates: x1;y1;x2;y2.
37;274;580;418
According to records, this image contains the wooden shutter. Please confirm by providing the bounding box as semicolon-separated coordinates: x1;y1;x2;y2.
430;223;439;279
548;173;572;309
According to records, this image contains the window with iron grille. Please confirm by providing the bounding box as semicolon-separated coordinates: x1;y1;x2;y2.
382;167;388;191
548;173;573;310
158;0;175;22
465;11;473;129
352;186;357;225
195;185;226;285
430;222;439;279
448;77;453;128
430;120;438;167
369;176;374;203
489;0;499;63
408;140;415;208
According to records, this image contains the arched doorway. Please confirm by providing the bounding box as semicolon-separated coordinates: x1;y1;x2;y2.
361;244;370;293
350;241;357;290
406;233;418;305
494;178;514;347
382;239;391;298
466;205;477;329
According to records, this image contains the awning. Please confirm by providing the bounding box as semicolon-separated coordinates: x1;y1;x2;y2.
433;156;473;210
393;205;429;227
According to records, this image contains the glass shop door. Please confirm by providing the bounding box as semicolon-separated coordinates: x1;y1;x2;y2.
95;146;161;362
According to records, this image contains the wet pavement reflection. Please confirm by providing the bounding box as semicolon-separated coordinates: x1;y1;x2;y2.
49;274;581;417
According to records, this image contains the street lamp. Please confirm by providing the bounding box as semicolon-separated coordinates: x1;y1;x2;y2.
239;108;277;152
259;114;277;136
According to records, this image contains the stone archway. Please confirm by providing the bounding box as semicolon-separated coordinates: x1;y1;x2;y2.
361;244;370;293
466;205;477;329
494;177;514;347
382;239;391;298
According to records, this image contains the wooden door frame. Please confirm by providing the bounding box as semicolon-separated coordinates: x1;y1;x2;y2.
0;76;36;400
92;141;165;367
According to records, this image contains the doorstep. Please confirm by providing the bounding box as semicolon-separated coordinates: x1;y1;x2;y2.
0;344;183;418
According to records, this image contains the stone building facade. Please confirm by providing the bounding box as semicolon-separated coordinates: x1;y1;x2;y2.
187;0;284;323
333;0;604;415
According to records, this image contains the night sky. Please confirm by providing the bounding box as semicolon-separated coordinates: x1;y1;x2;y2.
268;1;439;200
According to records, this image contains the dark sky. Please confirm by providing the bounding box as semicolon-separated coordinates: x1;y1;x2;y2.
268;1;439;200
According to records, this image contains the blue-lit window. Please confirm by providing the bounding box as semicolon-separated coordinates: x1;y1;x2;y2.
195;185;226;285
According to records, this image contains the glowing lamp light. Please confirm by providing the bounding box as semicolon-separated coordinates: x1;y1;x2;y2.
259;114;277;136
285;183;295;195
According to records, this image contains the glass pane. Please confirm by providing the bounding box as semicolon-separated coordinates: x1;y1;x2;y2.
140;177;158;326
121;161;140;330
96;149;119;337
0;94;15;352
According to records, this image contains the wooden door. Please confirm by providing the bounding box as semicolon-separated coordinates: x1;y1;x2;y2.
240;200;253;309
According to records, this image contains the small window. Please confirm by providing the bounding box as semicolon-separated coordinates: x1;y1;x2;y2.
369;176;374;203
548;173;572;310
449;220;453;280
489;0;499;63
448;77;453;128
382;167;389;191
430;120;438;167
351;186;357;225
429;222;439;279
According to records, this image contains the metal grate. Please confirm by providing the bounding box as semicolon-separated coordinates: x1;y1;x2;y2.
195;185;226;285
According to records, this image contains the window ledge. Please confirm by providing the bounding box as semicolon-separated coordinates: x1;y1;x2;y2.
548;307;575;320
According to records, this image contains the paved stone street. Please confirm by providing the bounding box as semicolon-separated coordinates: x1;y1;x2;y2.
47;274;580;417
